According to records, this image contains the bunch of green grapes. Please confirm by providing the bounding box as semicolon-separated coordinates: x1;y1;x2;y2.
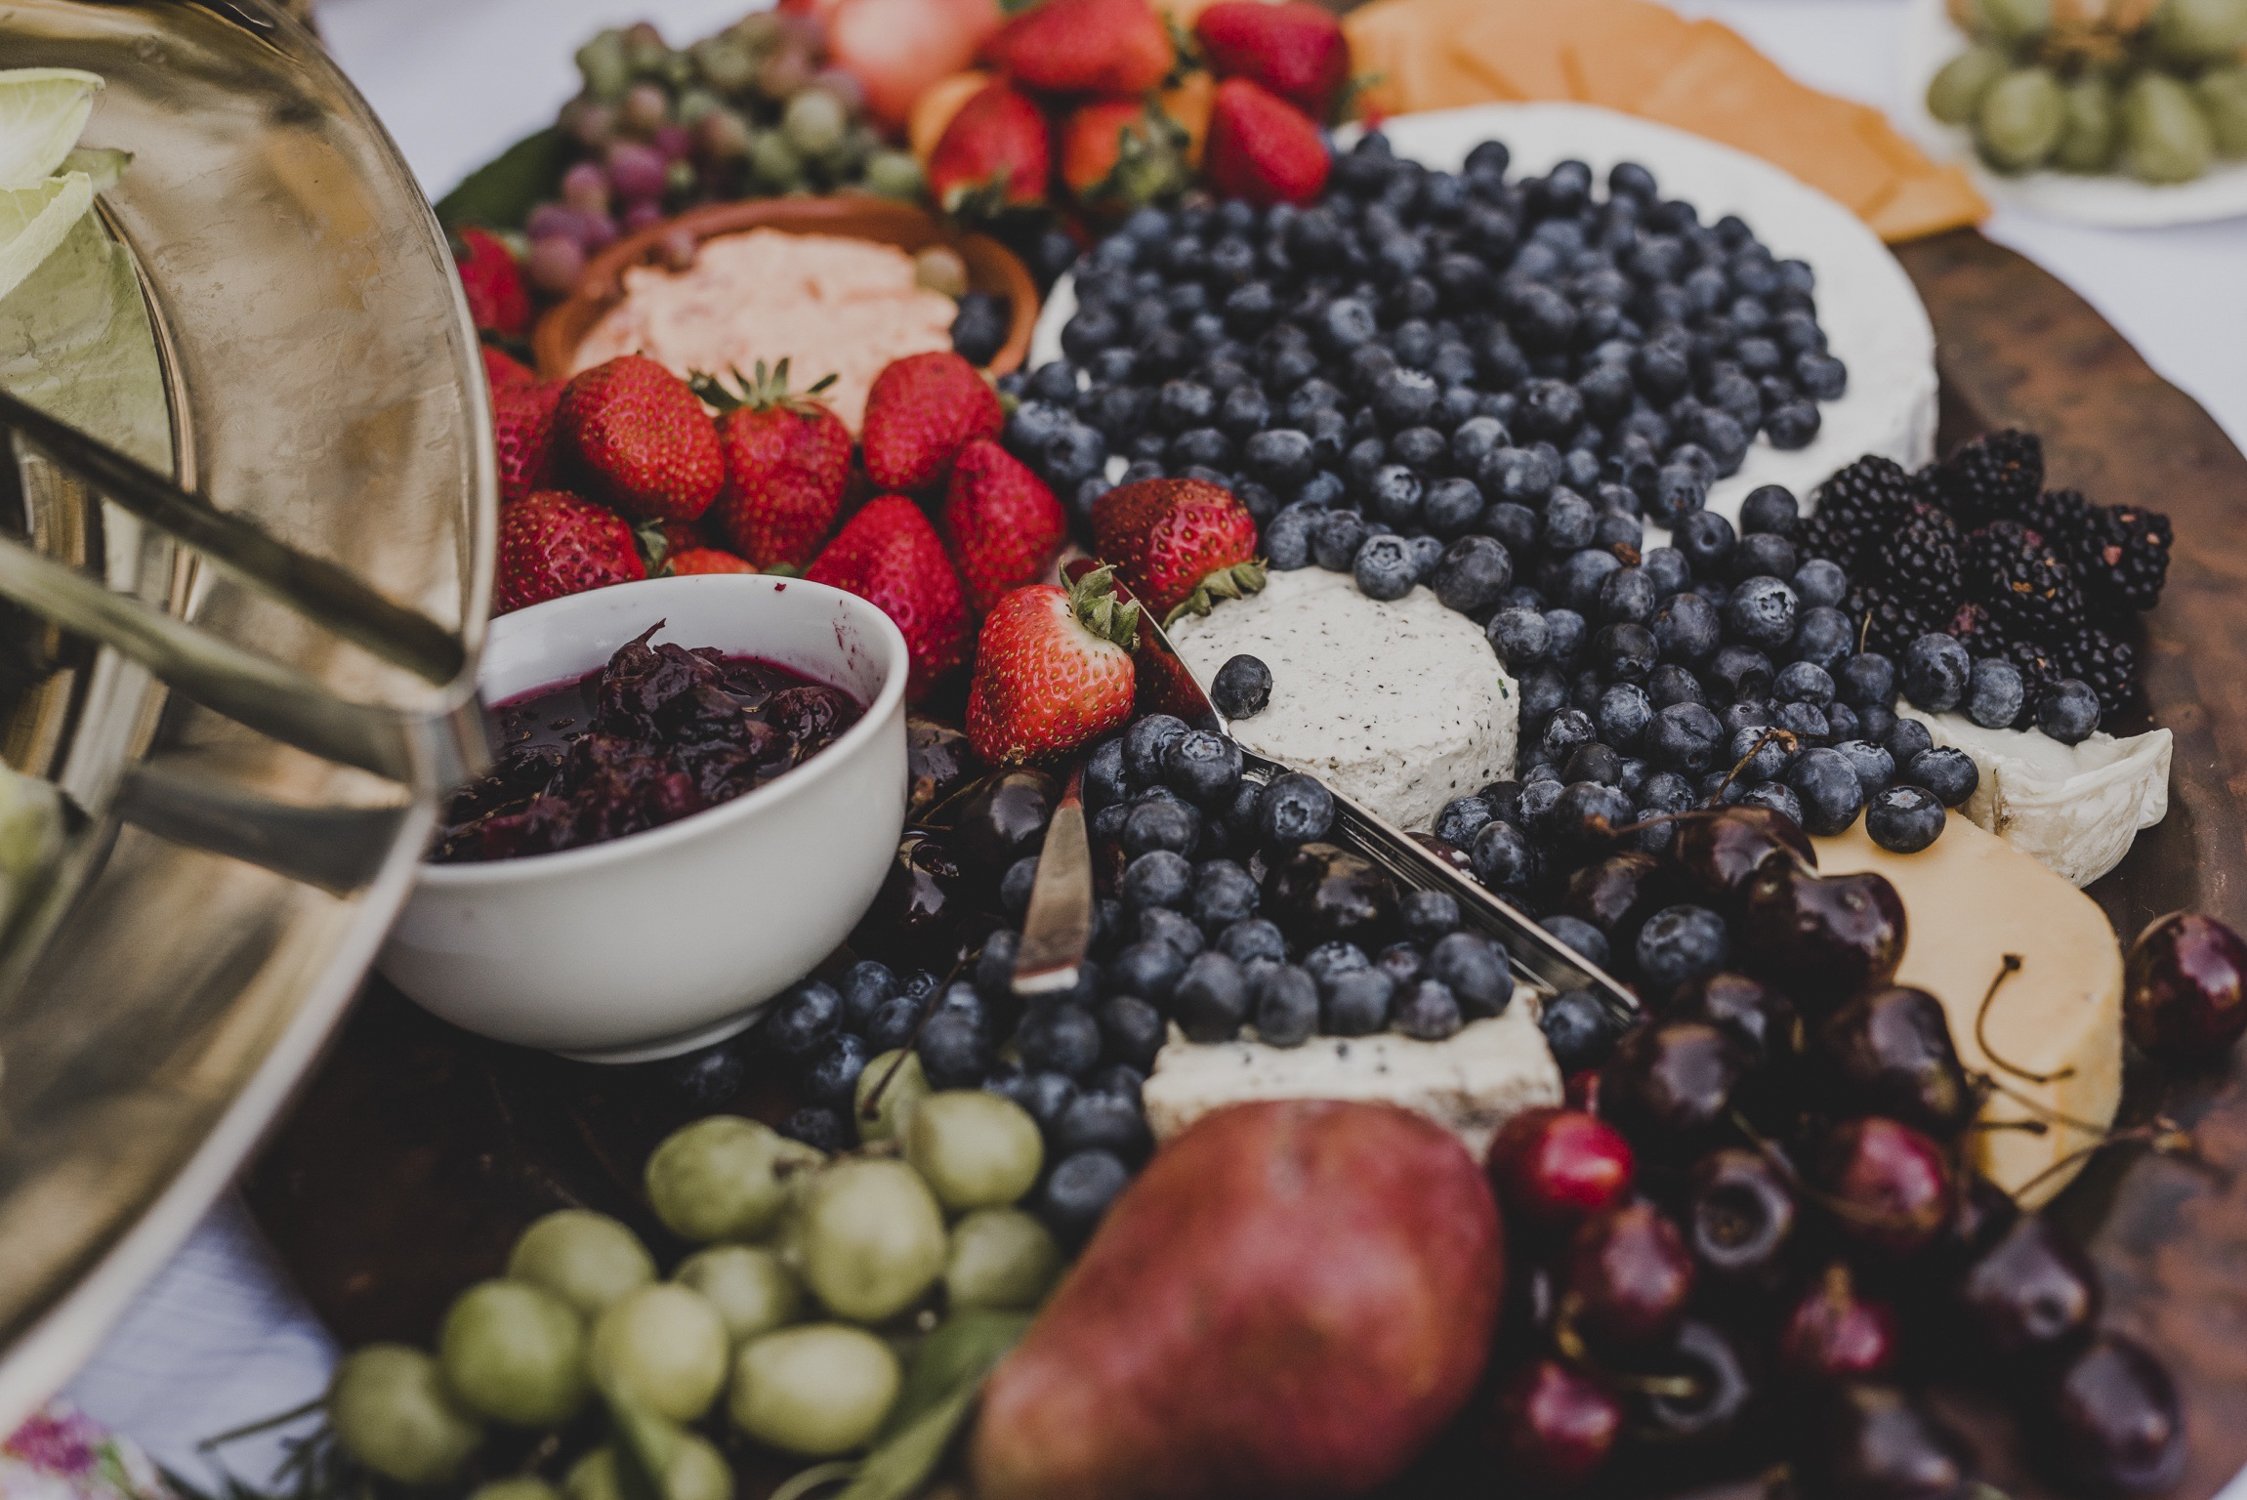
322;1082;1058;1497
1928;0;2247;180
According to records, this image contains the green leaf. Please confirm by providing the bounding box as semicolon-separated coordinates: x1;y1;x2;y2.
608;1395;676;1500
833;1382;978;1500
435;127;567;234
884;1308;1031;1438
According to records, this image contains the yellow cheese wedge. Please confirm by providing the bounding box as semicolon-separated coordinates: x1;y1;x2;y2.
1817;814;2123;1207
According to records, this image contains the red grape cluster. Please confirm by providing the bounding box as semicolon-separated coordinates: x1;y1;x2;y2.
1463;805;2191;1498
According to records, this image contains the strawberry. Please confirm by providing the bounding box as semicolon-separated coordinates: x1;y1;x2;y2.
928;81;1054;215
693;361;853;570
1203;77;1331;207
859;351;1005;493
456;227;531;340
668;546;759;575
966;568;1140;766
553;354;725;523
826;0;1005;130
492;380;560;507
1060;97;1192;209
495;489;647;614
806;496;970;698
481;343;537;391
987;0;1174;97
941;437;1069;612
1089;476;1266;624
1192;2;1351;119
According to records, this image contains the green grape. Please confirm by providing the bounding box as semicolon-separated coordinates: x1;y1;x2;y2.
643;1115;821;1244
507;1211;655;1320
438;1281;589;1428
2151;0;2247;63
574;31;633;104
1928;44;2012;124
793;1159;948;1323
782;89;849;159
2123;70;2216;180
729;1324;901;1457
852;1049;928;1145
327;1345;482;1487
2199;66;2247;154
1976;66;2068;169
2054;73;2122;170
747;131;807;194
902;1092;1044;1212
470;1480;562;1500
588;1284;730;1422
944;1208;1063;1311
564;1430;733;1500
676;1244;803;1345
861;149;928;200
1976;0;2053;43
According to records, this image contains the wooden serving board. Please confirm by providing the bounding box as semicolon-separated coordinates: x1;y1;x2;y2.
242;231;2247;1498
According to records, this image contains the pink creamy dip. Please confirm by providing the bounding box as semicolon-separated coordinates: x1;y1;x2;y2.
573;229;961;430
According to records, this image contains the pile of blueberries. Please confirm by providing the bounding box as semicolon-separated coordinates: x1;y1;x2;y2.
999;132;1846;534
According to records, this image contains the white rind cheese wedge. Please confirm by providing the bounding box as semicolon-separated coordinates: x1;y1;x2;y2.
1168;568;1519;830
1818;814;2123;1208
1899;708;2171;888
1141;1002;1562;1160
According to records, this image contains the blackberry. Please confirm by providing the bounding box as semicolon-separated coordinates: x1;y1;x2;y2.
2015;486;2095;553
1805;457;1926;574
2051;621;2138;718
1846;584;1942;657
1966;521;2083;635
2073;502;2173;615
1885;502;1965;608
1930;429;2043;528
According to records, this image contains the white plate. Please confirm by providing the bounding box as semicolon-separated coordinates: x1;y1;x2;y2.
1899;0;2247;228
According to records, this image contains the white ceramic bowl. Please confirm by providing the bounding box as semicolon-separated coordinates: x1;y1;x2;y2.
378;575;910;1062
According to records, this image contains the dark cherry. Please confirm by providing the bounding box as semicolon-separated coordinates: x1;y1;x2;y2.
1954;1213;2099;1366
906;715;979;819
1813;986;1974;1137
1930;1171;2022;1273
1561;851;1668;949
1410;830;1477;875
1778;1262;1900;1382
1793;1384;1977;1500
1685;1147;1797;1286
2124;911;2247;1066
1564;1201;1695;1351
1564;1067;1602;1114
1814;1116;1953;1259
1597;1019;1752;1153
1666;971;1795;1063
850;831;970;961
2035;1334;2186;1497
1477;1358;1623;1492
1636;1319;1758;1452
1262;841;1399;946
1486;1107;1636;1234
1672;806;1816;907
1739;865;1906;1010
953;768;1057;874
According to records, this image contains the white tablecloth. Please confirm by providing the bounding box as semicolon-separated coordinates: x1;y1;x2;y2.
61;0;2247;1489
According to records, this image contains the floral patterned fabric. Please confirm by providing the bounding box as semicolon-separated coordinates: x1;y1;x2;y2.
1;1401;174;1500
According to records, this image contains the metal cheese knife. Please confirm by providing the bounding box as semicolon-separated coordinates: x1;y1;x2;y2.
1013;564;1637;1018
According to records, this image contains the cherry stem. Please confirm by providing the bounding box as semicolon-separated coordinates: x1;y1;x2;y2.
2011;1117;2205;1203
1606;805;1737;839
1715;727;1798;799
1727;1110;1938;1236
195;1397;324;1450
1974;954;2076;1084
1967;1069;2110;1138
1551;1296;1704;1400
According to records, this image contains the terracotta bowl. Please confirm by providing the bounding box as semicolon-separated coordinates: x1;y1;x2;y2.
532;195;1039;383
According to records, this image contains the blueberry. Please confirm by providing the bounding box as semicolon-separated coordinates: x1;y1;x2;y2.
1258;772;1336;846
1832;738;1897;797
1596;683;1656;748
837;960;898;1030
1303;939;1370;987
1649;464;1708;525
1785;745;1868;835
1965;657;2026;730
1120;796;1198;858
1107;938;1187;1001
1349;533;1416;601
1542;914;1611;967
1481;445;1559;503
1043;422;1108;486
1166;729;1244;805
1635;904;1730;994
781;1106;851;1153
1542;707;1598;763
1766;402;1820;449
1792;606;1854;672
1211;655;1273;720
1738;781;1804;826
763;980;841;1058
2035;679;2102;746
1373;367;1440;430
1169;951;1248;1042
1838;652;1897;709
917;1010;992;1087
1727;723;1788;782
974;930;1022;999
801;1032;871;1106
1052;1092;1152;1162
1776;699;1830;744
1136;906;1206;957
1434;795;1495;848
1124;713;1188;784
1217;916;1289;968
863;995;922;1053
1400;889;1463;942
1121;849;1194;909
1041;1149;1131;1240
1649;701;1725;773
1016;1004;1102;1079
1469;820;1540;898
1322;966;1396;1035
1726;576;1799;649
1708;644;1775;702
1674;510;1737;574
1651;593;1721;664
1487;607;1550;669
1649;664;1707;709
1427;535;1512;615
1392;979;1464;1040
1557;550;1625;613
1597;567;1657;628
1907;746;1980;808
1796;352;1848;400
1542;987;1623;1072
1264;505;1317;571
1883;716;1935;767
1313;508;1370;571
1730;532;1798;584
1254;964;1320;1047
1427;932;1514;1017
1866;784;1945;854
1901;634;1972;712
1191;859;1261;933
1420;477;1485;538
1376;940;1426;987
1775;660;1836;707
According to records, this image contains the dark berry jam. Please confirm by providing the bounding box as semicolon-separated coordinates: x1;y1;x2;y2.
433;623;863;863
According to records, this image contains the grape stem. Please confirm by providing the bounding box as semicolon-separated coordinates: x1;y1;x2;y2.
194;1397;324;1451
1972;953;2076;1084
1714;727;1799;800
2011;1117;2206;1204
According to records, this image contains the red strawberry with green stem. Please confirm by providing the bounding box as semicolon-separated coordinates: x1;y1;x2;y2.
967;568;1141;766
929;81;1054;216
1090;476;1266;624
1060;97;1193;210
1192;2;1352;120
495;489;647;614
941;437;1069;613
860;350;1006;493
693;360;853;571
806;495;971;699
1203;76;1331;207
985;0;1176;97
455;227;531;340
667;547;759;576
492;380;560;508
553;354;725;522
